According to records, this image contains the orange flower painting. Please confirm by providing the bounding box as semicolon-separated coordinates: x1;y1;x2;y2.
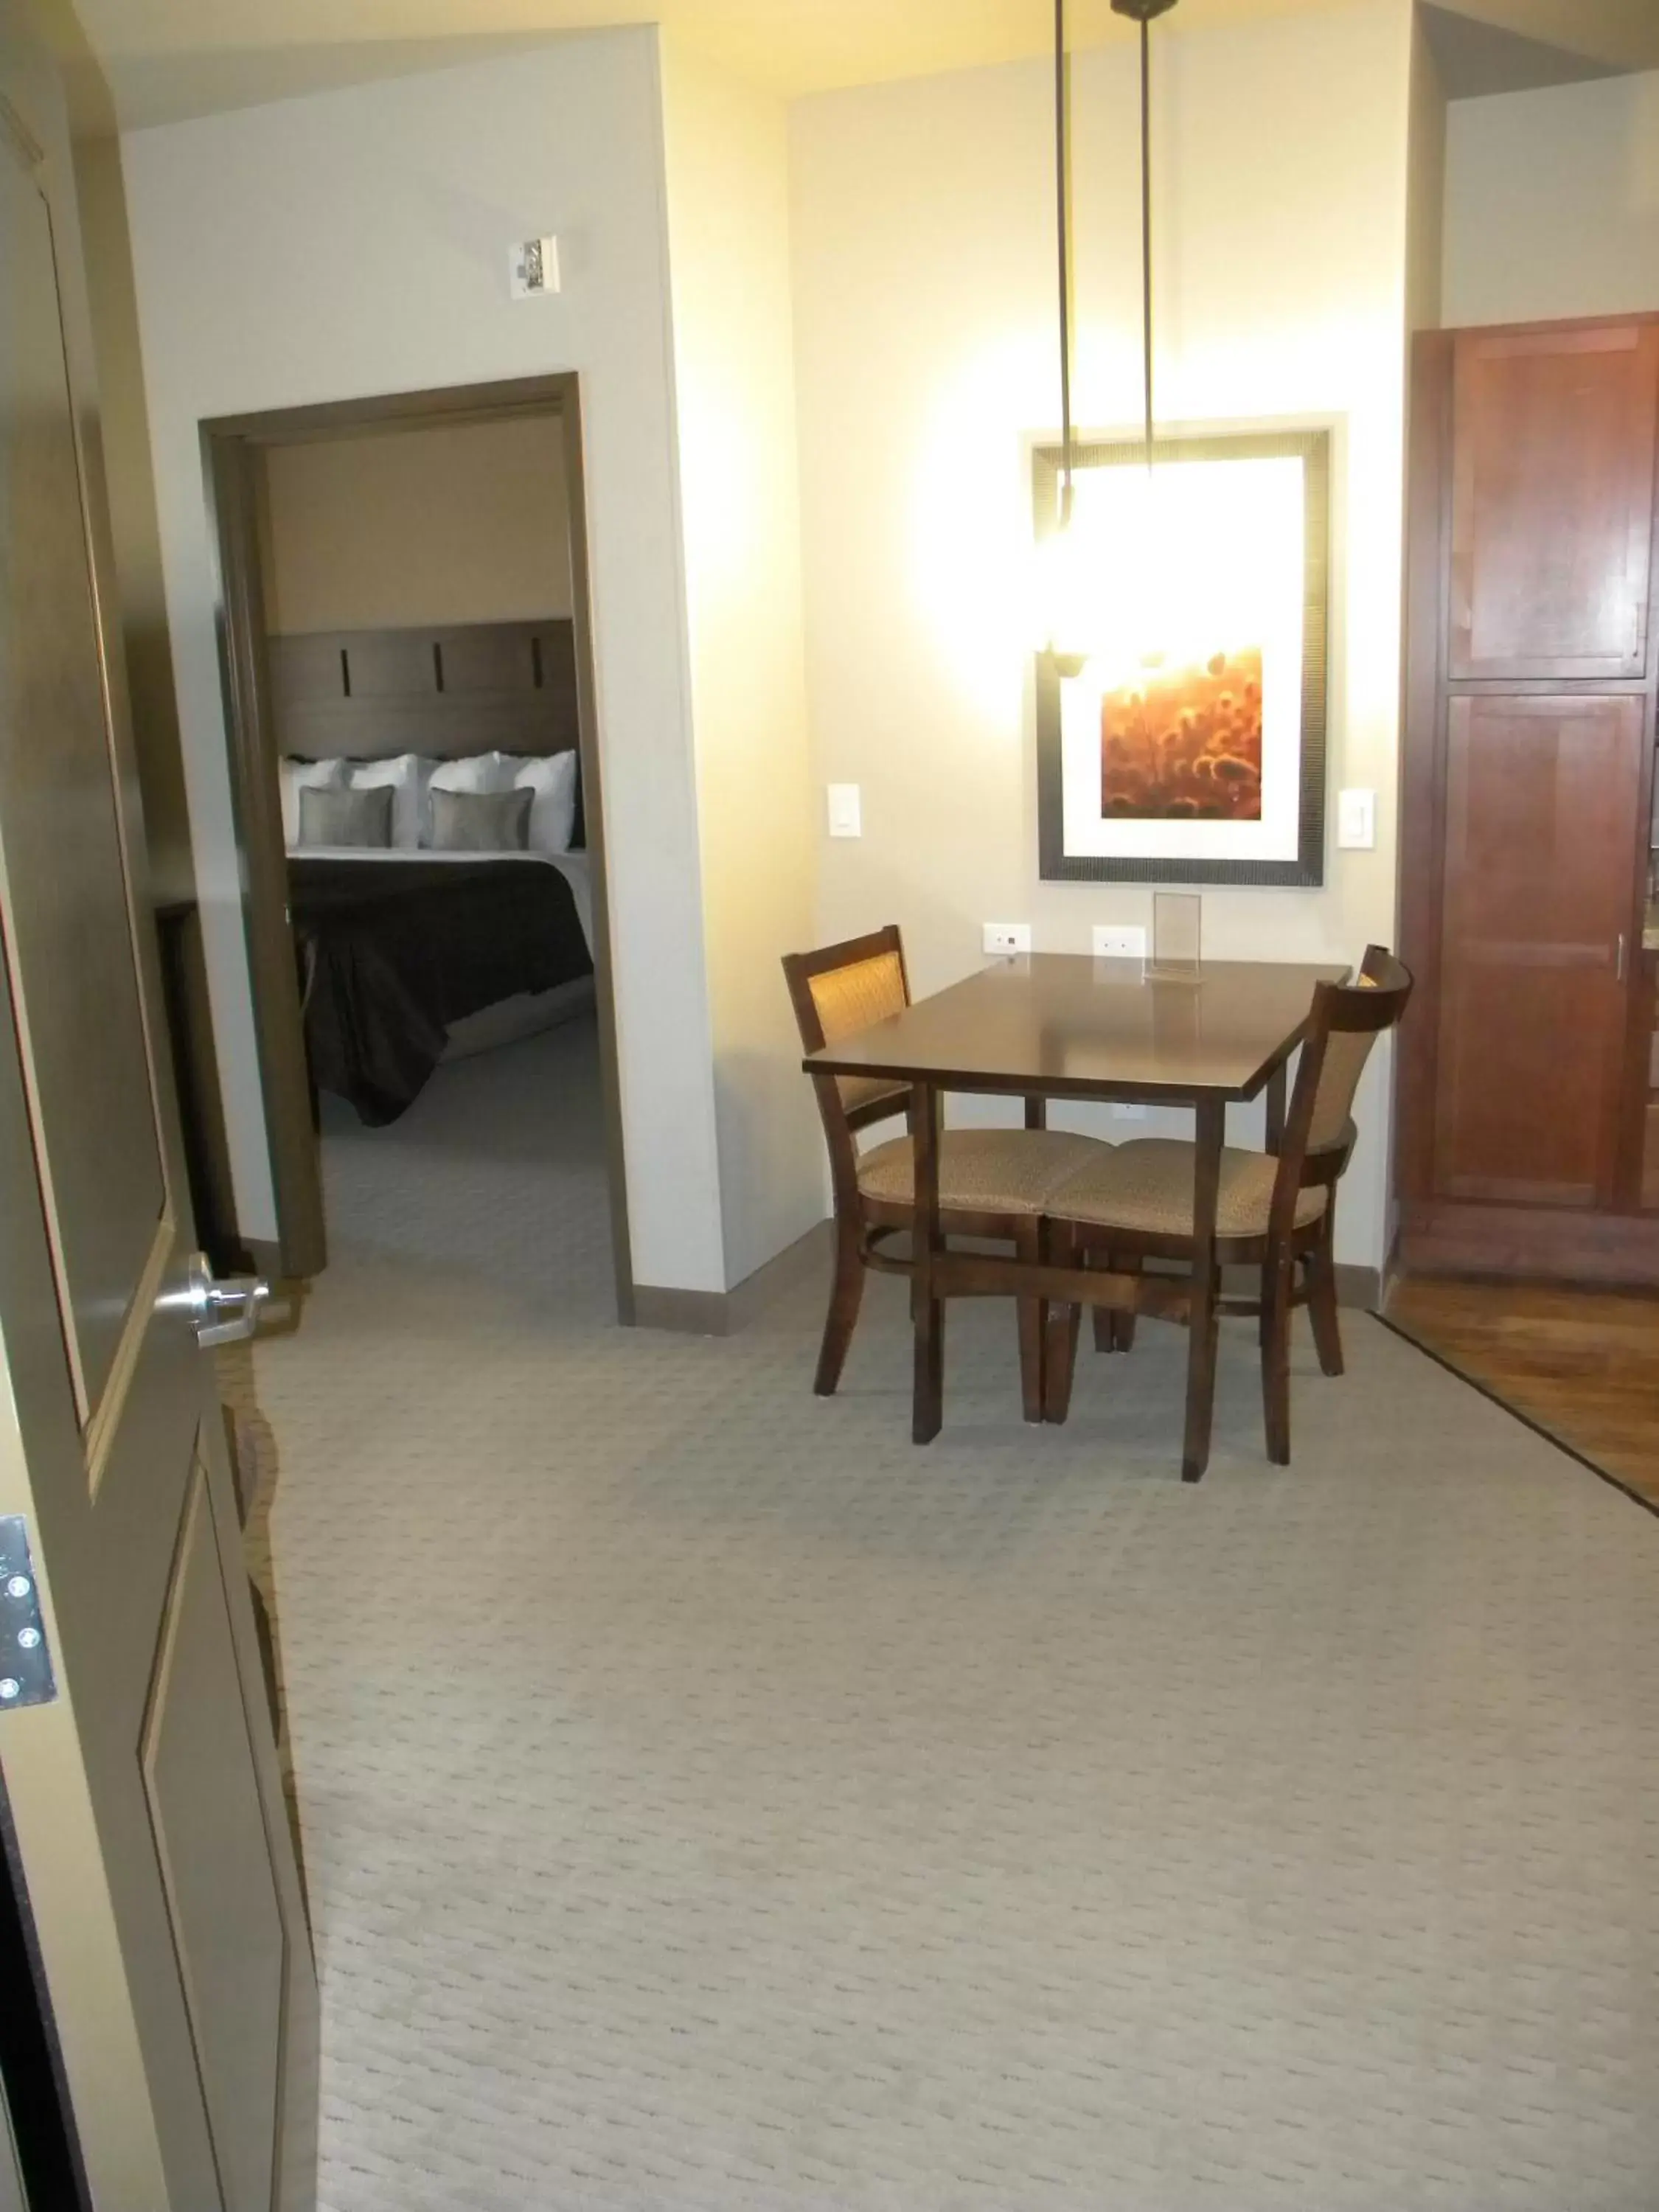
1099;649;1264;821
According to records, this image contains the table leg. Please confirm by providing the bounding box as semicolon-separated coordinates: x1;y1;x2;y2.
1265;1061;1287;1156
912;1080;944;1444
1182;1095;1225;1484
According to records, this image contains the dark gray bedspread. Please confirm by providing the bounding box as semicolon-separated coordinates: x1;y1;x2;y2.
288;857;592;1124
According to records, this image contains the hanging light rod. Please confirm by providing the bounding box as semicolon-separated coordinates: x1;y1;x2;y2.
1043;0;1178;670
1112;0;1176;466
1053;0;1075;531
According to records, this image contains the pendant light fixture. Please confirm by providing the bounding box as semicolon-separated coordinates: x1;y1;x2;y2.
1038;0;1179;675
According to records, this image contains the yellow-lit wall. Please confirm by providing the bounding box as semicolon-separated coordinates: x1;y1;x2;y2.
788;0;1416;1276
662;42;826;1287
1406;16;1447;339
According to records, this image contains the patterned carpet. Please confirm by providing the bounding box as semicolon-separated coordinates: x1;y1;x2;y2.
237;1018;1659;2210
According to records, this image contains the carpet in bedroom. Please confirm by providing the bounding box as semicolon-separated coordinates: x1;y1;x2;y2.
230;1016;1659;2211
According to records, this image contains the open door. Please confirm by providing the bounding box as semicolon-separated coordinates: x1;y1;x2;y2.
0;24;316;2211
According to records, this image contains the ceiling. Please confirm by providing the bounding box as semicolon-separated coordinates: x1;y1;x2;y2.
61;0;1659;131
1421;3;1635;94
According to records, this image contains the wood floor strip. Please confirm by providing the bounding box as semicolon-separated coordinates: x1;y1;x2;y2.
1380;1292;1659;1522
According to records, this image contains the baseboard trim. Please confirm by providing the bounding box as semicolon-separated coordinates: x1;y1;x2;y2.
1217;1260;1378;1310
630;1284;730;1335
631;1220;834;1338
631;1225;1378;1335
1335;1262;1382;1312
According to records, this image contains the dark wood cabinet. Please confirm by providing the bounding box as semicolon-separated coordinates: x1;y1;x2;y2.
1400;317;1659;1285
1434;695;1643;1210
1449;324;1659;681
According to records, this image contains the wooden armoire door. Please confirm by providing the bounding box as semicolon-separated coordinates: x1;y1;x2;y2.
1450;324;1659;682
1400;316;1659;1281
1433;695;1645;1210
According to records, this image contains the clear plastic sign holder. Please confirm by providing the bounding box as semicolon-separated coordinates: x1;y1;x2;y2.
1151;891;1203;979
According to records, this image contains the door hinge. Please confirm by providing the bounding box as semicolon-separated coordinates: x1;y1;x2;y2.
0;1519;55;1709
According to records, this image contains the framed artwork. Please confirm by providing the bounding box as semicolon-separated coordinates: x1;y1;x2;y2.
1033;428;1330;887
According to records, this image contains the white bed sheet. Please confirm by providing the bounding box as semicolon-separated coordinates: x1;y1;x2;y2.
286;845;594;956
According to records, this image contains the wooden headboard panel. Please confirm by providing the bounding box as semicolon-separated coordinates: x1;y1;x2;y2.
269;619;578;761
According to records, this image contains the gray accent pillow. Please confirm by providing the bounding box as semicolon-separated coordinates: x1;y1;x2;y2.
428;786;533;853
298;782;393;849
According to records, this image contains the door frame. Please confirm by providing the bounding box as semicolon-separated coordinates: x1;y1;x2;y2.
0;1781;87;2211
201;374;636;1320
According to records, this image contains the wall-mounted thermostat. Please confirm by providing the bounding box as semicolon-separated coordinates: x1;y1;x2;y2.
509;237;561;299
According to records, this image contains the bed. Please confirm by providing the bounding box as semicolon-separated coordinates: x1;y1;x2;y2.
274;617;597;1124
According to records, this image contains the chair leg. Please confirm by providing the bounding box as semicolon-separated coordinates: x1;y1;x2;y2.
1091;1251;1114;1354
813;1214;866;1397
1305;1208;1345;1377
1043;1221;1082;1422
1260;1242;1293;1464
1181;1263;1222;1484
1015;1217;1046;1425
1112;1253;1141;1352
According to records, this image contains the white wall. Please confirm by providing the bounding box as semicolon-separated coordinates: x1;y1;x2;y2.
789;0;1415;1273
121;32;728;1293
1444;70;1659;325
257;416;574;633
662;44;826;1287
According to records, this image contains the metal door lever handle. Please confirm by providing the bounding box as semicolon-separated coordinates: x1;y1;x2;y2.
169;1253;274;1349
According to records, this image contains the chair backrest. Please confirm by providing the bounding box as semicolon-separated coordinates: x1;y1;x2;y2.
1270;945;1413;1236
782;927;913;1203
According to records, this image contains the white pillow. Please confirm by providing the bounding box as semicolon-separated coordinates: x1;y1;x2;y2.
349;754;435;849
279;757;347;846
422;754;512;844
501;751;579;855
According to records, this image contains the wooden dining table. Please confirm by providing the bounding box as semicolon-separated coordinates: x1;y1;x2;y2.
803;950;1349;1481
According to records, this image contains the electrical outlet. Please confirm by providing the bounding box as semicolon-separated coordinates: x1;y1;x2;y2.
1093;924;1148;960
983;922;1032;957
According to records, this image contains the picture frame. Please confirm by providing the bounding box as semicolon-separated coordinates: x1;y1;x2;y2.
1033;428;1330;888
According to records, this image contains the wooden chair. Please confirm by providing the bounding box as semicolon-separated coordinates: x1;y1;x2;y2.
1043;947;1413;1464
785;927;1111;1421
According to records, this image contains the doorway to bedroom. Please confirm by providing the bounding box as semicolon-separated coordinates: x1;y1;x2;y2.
201;376;632;1321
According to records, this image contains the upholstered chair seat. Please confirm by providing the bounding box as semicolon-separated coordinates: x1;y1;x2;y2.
1042;945;1413;1470
857;1127;1107;1217
785;924;1116;1423
1049;1138;1330;1239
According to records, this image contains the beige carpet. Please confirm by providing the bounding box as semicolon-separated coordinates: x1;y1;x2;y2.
238;1018;1659;2210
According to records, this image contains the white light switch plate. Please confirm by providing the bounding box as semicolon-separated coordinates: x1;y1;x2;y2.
827;783;862;838
983;922;1032;956
1337;787;1376;850
1093;925;1148;960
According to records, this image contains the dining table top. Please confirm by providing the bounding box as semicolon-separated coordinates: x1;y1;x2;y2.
803;950;1351;1102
